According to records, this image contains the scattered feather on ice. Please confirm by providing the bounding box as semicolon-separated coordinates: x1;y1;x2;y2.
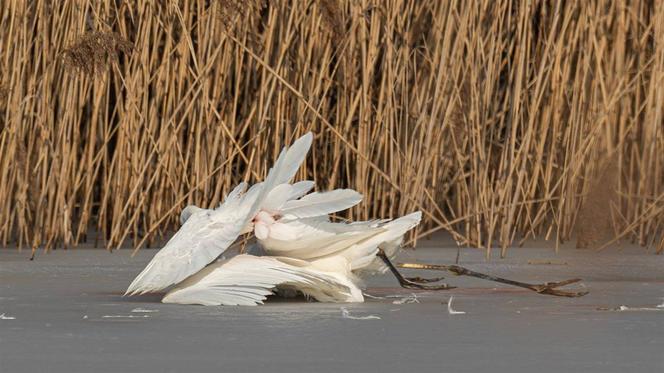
131;308;159;313
0;313;16;320
616;305;663;312
446;296;465;315
340;307;381;320
392;294;420;304
362;293;386;300
598;305;664;312
102;315;150;319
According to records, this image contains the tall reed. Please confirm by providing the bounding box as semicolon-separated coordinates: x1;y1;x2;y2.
0;0;661;256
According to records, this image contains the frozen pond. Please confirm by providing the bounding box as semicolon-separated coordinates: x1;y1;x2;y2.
1;241;663;373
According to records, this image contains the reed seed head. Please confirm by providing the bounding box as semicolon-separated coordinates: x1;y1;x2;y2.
62;32;133;76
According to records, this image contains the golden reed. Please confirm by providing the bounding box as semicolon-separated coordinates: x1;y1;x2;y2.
0;1;661;256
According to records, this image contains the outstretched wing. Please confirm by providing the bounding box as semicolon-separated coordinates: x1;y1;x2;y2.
126;133;314;295
161;255;363;306
248;132;313;216
125;187;256;295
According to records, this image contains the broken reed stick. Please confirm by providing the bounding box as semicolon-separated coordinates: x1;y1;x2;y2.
398;263;589;297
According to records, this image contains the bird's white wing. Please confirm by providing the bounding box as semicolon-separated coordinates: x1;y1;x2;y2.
261;184;294;212
348;211;422;272
261;180;316;212
126;133;313;296
249;132;313;216
180;182;248;225
289;180;315;199
259;212;421;269
161;255;363;306
281;212;421;272
125;188;257;295
274;133;312;185
260;227;384;260
280;189;362;219
225;181;248;201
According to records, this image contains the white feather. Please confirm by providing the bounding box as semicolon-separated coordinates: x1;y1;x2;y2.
225;182;248;202
353;211;423;272
261;228;383;260
162;255;363;306
275;133;313;186
261;183;295;212
289;180;315;199
280;189;363;219
180;182;247;225
248;132;313;218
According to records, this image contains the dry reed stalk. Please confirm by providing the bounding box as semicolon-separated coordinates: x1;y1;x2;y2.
0;85;8;103
0;0;661;255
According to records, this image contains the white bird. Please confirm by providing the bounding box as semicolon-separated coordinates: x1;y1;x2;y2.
161;212;424;306
127;131;442;305
126;132;363;296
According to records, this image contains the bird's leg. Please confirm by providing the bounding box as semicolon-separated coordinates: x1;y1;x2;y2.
398;263;588;297
403;276;447;284
377;250;455;290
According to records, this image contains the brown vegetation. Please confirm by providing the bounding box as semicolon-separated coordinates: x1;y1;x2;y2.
0;1;662;255
575;154;619;249
62;32;133;76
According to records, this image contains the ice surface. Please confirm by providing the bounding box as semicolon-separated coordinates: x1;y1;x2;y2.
1;237;663;373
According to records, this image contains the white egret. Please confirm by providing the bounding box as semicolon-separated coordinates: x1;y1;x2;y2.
161;210;450;306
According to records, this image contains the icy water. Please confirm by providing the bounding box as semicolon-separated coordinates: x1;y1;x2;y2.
1;242;663;373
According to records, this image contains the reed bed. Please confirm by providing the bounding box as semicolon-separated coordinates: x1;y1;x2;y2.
0;0;662;256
